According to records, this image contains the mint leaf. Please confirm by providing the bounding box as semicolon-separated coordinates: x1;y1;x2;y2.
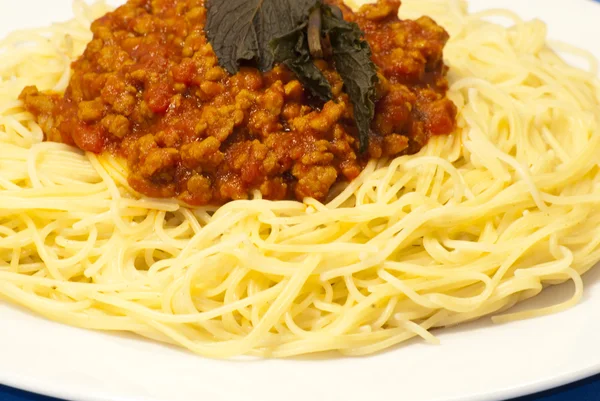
205;0;378;152
322;5;378;152
205;0;318;74
270;22;333;102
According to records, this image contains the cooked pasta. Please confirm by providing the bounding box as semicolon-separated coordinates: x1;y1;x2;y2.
1;0;599;358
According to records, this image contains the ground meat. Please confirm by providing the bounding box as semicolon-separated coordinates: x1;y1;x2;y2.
20;0;457;206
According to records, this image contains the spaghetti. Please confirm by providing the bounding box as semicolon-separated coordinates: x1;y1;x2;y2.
1;0;600;358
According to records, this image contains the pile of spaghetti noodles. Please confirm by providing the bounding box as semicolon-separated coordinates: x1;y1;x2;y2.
1;0;600;358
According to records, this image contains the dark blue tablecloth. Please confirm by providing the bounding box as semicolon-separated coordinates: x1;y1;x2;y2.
2;374;600;401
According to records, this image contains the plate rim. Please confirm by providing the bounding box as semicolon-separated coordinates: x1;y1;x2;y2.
2;0;600;401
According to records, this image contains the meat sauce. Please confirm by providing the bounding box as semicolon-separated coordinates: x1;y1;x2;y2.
20;0;457;206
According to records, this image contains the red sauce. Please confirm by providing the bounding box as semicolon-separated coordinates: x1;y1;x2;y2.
20;0;457;205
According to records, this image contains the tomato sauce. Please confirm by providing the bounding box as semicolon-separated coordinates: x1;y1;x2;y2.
20;0;456;205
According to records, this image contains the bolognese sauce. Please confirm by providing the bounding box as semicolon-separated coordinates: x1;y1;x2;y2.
20;0;456;206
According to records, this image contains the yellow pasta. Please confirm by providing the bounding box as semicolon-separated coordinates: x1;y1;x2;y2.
0;0;599;358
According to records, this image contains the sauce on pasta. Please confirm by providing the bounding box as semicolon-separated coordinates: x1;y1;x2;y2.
19;0;456;205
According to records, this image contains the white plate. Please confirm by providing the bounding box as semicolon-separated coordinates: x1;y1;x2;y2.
2;0;600;400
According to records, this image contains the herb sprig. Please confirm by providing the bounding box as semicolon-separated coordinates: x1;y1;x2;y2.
205;0;378;151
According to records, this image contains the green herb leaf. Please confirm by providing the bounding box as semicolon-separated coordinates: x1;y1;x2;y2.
205;0;378;152
205;0;318;74
271;22;333;102
322;5;378;152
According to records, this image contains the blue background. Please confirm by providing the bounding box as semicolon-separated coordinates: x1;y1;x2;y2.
2;0;600;400
2;374;600;401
